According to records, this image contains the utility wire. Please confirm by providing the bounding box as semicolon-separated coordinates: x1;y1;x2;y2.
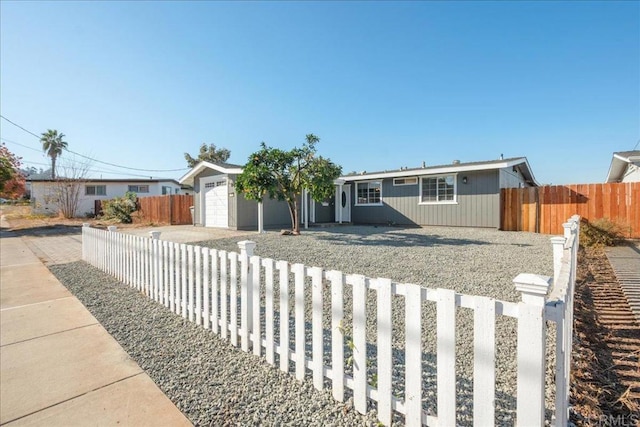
1;115;190;173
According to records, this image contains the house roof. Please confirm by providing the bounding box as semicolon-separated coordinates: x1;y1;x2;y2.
339;157;539;186
605;150;640;183
28;178;181;185
179;161;244;186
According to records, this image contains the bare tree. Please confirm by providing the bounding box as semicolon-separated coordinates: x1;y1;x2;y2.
39;156;92;218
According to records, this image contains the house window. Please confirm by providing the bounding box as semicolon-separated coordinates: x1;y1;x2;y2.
162;186;172;195
420;175;456;204
85;185;106;196
356;181;382;205
128;185;149;193
393;177;418;186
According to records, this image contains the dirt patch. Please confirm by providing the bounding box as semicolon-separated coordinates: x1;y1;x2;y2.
571;246;640;425
0;208;159;237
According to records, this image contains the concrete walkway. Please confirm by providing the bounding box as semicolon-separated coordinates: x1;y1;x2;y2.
0;235;192;426
606;242;640;323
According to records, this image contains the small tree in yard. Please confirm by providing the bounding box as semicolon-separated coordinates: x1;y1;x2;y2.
235;134;342;235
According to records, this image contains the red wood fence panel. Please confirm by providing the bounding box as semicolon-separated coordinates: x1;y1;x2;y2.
501;183;640;238
136;195;194;225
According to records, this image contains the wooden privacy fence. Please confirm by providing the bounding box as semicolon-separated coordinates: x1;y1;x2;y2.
82;217;580;426
501;182;640;237
136;194;193;225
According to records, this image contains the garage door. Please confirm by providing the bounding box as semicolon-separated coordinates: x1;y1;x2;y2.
204;179;228;227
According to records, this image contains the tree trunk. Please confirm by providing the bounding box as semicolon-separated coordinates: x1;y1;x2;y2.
51;156;57;179
293;199;300;234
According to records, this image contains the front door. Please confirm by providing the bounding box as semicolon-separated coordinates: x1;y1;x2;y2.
335;184;351;223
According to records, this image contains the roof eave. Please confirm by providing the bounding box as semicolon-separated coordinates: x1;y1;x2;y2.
179;161;243;185
340;158;530;182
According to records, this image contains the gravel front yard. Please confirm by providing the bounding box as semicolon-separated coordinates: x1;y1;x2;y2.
52;225;557;426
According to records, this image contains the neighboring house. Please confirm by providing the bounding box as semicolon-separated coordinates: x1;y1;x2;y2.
29;178;182;216
181;156;537;230
605;150;640;183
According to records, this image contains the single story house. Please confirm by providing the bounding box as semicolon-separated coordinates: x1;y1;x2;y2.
180;156;537;230
29;178;182;216
605;150;640;183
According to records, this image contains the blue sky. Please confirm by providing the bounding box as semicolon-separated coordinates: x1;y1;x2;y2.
1;1;638;184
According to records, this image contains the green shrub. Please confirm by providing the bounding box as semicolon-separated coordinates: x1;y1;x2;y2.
580;218;626;248
101;192;138;223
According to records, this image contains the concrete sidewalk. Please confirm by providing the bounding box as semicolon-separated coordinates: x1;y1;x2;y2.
0;235;192;426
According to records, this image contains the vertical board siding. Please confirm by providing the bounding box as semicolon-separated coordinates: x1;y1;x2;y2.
501;182;640;237
83;218;580;427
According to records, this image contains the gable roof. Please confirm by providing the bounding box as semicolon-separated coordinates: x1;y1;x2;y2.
178;161;244;186
340;157;539;186
605;150;640;183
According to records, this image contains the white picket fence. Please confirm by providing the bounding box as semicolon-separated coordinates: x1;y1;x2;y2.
81;216;580;426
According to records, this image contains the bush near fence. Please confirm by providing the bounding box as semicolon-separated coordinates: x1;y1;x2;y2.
82;216;580;426
98;195;193;225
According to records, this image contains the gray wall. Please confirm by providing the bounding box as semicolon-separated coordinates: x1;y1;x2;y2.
235;194;295;230
349;170;501;228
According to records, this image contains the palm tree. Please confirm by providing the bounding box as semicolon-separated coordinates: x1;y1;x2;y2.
40;129;68;179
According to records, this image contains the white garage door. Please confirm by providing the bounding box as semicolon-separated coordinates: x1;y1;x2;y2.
204;179;228;228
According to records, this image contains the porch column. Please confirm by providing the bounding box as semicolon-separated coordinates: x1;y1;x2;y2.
257;200;264;234
303;189;308;229
338;184;343;224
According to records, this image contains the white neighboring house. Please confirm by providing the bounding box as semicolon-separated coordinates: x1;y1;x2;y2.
606;150;640;183
29;178;182;217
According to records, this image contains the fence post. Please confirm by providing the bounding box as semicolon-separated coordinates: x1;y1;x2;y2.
513;273;551;426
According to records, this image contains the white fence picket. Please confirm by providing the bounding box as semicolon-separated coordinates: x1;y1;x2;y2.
203;247;210;329
181;244;187;318
277;260;290;373
405;283;422;426
377;278;393;426
251;256;261;357
240;252;250;351
473;296;496;426
169;242;175;311
293;263;305;382
263;258;275;365
351;274;367;414
437;288;456;426
211;250;219;335
229;251;239;347
311;266;323;391
220;250;228;340
188;245;195;322
329;270;344;403
195;245;202;326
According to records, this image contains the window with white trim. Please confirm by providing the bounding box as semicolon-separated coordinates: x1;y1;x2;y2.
356;181;382;205
420;175;456;203
128;185;149;193
393;177;418;186
85;185;106;196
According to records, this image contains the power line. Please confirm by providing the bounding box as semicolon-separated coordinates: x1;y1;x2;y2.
633;139;639;150
1;115;190;173
1;137;44;153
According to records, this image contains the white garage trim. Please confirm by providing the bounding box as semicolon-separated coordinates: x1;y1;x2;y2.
200;175;229;228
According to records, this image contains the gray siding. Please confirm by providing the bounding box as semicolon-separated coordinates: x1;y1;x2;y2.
349;170;500;228
235;195;293;231
499;167;530;188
